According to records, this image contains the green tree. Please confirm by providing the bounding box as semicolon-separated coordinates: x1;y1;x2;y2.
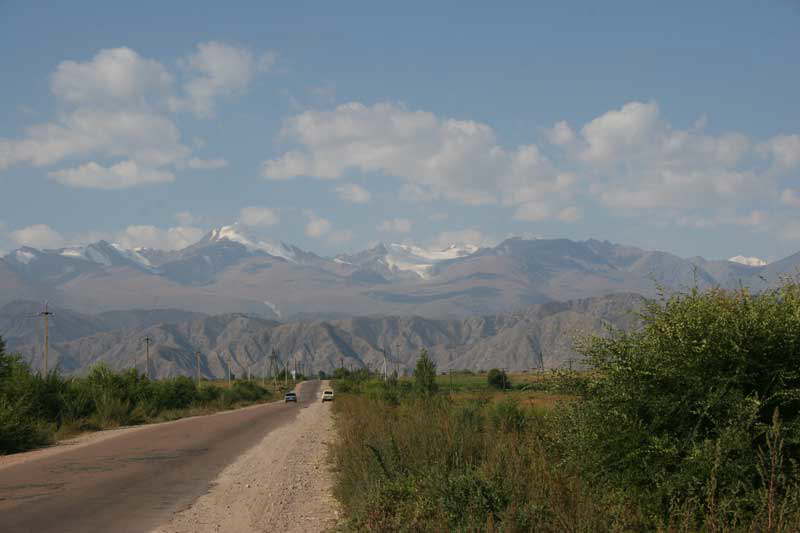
414;349;438;395
487;368;510;389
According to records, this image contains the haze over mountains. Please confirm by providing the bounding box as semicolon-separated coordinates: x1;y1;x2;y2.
3;225;799;376
0;224;792;320
5;293;643;378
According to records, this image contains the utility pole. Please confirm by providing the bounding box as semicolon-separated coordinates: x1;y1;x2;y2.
143;336;151;379
284;361;288;388
449;369;453;395
38;302;54;375
195;351;201;385
226;352;232;385
270;349;279;390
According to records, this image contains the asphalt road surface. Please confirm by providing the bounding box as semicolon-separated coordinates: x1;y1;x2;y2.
0;380;321;533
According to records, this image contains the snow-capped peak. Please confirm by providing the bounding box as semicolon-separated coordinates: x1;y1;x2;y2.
207;224;296;262
729;255;767;267
59;241;154;269
383;242;479;278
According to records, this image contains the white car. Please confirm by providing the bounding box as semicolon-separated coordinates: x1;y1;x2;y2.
321;390;334;402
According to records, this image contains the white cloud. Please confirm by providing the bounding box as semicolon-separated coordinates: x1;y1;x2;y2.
546;120;575;146
170;42;271;118
760;134;800;169
0;108;189;171
10;224;66;249
50;47;173;110
262;102;569;208
239;206;280;227
429;212;448;221
0;43;258;189
579;101;662;164
303;211;331;238
571;101;765;213
378;218;412;233
557;206;582;222
781;188;800;208
186;157;228;170
49;160;174;189
116;225;204;250
335;183;371;204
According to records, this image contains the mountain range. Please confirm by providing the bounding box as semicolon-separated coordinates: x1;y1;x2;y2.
1;224;795;320
6;293;644;378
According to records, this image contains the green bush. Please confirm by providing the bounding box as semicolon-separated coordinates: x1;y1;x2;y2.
0;336;274;455
561;283;800;523
486;368;510;389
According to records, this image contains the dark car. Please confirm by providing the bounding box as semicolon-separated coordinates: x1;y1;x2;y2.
284;391;297;402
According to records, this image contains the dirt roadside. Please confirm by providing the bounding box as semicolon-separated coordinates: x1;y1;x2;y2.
151;380;339;533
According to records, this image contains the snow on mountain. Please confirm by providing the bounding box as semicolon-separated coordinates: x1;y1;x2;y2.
728;255;767;267
59;242;154;270
14;249;37;265
380;242;480;278
205;224;297;262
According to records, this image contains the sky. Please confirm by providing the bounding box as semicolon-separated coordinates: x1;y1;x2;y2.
1;1;799;262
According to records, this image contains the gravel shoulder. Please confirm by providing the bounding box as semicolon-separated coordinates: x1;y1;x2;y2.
151;380;339;533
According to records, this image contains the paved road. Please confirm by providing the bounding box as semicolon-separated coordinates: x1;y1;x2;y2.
0;380;321;533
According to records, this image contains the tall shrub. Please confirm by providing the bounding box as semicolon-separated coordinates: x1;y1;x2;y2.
414;349;438;396
562;284;800;521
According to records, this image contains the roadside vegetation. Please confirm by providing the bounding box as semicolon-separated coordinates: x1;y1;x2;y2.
330;283;800;531
0;338;278;455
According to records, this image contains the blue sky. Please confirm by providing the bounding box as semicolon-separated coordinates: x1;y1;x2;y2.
1;1;799;261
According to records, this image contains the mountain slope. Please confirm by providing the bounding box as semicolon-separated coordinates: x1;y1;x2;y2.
16;293;644;377
1;231;797;318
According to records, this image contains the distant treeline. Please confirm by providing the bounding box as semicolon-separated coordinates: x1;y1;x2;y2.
0;339;274;455
330;283;800;531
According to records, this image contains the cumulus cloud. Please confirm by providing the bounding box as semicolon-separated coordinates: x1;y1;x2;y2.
262;102;571;210
0;43;260;189
566;101;780;215
49;160;174;189
51;47;173;110
335;183;371;204
10;224;66;249
546;120;575;146
170;42;273;118
378;218;412;233
239;206;280;227
760;134;800;169
303;211;331;238
115;225;204;250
